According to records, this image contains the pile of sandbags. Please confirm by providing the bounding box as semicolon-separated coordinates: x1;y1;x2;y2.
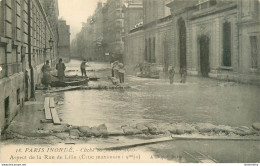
119;122;260;137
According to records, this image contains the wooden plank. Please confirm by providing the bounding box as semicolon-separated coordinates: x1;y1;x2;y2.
44;97;50;108
49;97;55;108
48;86;81;93
50;108;61;125
100;137;173;150
171;135;260;141
183;151;216;163
44;97;52;120
44;107;52;120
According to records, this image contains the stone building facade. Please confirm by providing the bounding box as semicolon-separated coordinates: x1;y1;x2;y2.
237;0;260;84
167;0;260;83
40;0;59;64
0;0;59;132
92;2;105;61
122;0;143;36
125;0;260;84
102;0;126;62
58;19;70;62
124;0;173;71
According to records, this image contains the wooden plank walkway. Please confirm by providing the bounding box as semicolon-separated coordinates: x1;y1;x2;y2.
50;108;61;125
49;97;55;108
44;97;52;120
99;136;173;150
171;135;260;141
48;86;81;93
44;97;61;125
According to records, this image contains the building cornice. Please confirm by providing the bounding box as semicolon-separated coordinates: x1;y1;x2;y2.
189;3;237;20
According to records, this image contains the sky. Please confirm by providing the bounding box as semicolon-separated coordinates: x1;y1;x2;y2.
58;0;105;41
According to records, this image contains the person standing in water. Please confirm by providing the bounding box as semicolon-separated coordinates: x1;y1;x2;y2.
169;67;175;84
41;60;52;87
56;58;66;81
118;63;125;83
80;59;87;77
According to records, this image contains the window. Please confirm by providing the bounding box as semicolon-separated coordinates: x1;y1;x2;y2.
222;22;231;67
250;36;258;68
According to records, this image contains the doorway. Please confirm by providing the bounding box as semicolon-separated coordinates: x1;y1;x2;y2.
178;18;187;70
4;97;9;120
163;41;169;72
199;35;210;77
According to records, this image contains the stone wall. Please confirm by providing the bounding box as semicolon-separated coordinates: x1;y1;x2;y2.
0;0;59;132
0;73;25;133
124;29;145;73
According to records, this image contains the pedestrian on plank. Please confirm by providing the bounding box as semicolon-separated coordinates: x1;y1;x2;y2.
80;59;87;77
41;60;52;87
118;63;125;83
56;58;66;81
169;67;175;84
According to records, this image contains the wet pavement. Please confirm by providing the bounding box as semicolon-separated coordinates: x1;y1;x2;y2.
50;60;260;163
56;60;260;131
2;59;260;163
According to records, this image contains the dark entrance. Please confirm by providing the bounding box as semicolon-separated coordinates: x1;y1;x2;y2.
163;41;169;72
199;35;210;77
5;97;9;119
178;18;186;70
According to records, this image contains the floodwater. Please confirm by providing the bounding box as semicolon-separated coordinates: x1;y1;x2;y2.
54;60;260;163
56;60;260;130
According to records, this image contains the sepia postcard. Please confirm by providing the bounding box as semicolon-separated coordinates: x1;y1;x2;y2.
0;0;260;165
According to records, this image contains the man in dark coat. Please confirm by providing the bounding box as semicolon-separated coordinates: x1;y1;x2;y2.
56;58;66;81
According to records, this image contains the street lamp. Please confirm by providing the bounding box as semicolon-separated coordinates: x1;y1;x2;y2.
48;38;54;49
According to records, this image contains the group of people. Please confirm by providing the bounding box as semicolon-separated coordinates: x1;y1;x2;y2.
111;61;125;83
168;67;187;84
41;58;66;87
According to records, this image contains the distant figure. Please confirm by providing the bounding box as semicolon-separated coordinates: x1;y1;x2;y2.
41;60;52;87
56;58;66;81
118;63;125;83
180;68;187;83
169;67;175;84
80;59;87;77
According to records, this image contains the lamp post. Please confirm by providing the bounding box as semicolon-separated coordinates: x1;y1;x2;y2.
48;38;54;50
44;38;54;65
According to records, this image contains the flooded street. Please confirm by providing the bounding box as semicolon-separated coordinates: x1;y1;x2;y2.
52;60;260;163
56;60;260;130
